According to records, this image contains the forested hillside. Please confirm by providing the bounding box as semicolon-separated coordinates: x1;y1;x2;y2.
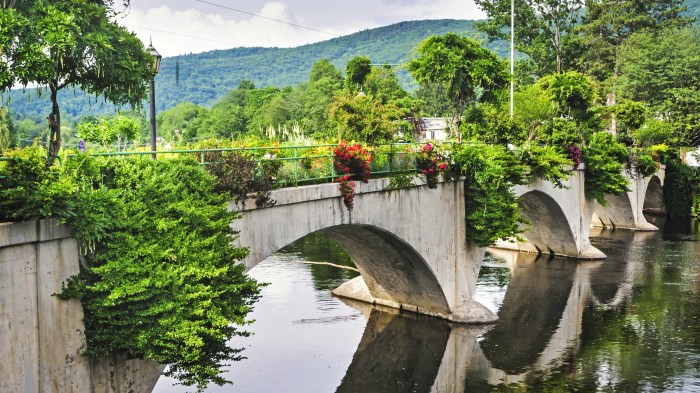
4;19;490;118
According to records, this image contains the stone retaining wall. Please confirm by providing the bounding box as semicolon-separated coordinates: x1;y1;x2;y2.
0;220;163;393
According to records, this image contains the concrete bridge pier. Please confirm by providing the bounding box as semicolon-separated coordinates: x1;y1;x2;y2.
593;168;665;231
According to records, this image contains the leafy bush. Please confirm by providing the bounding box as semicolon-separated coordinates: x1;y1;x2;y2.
1;147;261;391
582;132;630;206
664;159;700;217
202;150;281;207
538;117;583;147
634;153;658;178
521;144;572;188
453;143;528;247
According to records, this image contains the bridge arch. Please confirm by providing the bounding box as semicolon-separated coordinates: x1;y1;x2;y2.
517;190;579;256
232;179;495;323
643;175;664;214
593;169;665;231
323;225;450;316
508;168;605;259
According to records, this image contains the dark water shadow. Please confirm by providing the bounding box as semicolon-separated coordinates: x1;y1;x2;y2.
335;307;451;393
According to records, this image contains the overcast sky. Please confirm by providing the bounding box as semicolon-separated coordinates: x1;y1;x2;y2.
117;0;486;57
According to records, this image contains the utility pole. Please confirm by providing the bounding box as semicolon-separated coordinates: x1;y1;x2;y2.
510;0;515;119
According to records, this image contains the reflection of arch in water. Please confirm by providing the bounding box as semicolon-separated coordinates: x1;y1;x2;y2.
469;250;599;386
517;191;580;257
335;308;453;393
334;249;597;393
479;254;577;373
587;230;655;309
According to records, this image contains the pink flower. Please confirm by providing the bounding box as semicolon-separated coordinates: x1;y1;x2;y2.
343;174;350;181
439;163;447;170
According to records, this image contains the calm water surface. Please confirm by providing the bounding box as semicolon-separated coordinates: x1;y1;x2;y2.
153;219;700;393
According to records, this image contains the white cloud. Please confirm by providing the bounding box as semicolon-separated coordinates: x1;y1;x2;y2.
118;1;485;57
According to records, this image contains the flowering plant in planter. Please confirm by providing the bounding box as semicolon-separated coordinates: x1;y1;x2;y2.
567;145;581;166
333;141;372;209
416;143;448;189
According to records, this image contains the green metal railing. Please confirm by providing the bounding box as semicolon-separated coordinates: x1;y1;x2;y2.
77;143;435;188
0;141;468;187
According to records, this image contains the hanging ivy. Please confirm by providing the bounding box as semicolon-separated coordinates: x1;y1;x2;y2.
582;132;630;206
453;143;529;247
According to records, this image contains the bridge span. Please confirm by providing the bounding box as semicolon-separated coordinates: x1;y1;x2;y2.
233;165;665;324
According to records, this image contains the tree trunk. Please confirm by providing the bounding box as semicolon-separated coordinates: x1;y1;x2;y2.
47;83;61;166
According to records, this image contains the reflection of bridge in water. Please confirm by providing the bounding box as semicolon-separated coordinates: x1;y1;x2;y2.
334;232;656;392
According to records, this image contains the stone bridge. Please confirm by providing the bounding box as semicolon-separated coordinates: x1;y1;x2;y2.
233;166;665;324
0;167;666;392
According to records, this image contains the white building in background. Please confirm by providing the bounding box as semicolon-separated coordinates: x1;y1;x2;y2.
417;117;459;141
684;147;700;167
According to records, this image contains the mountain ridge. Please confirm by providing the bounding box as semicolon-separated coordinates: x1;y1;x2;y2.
4;19;492;119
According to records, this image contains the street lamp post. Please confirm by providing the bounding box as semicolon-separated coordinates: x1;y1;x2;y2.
148;39;162;159
510;0;515;119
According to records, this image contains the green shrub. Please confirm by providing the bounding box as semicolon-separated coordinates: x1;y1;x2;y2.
1;147;261;391
583;132;630;206
664;159;700;217
521;144;572;188
634;154;658;178
454;144;528;247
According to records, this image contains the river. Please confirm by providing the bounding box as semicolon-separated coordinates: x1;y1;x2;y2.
153;218;700;393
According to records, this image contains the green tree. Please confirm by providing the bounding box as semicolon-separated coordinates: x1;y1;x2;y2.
77;114;140;152
157;101;208;142
0;107;12;150
537;71;595;120
329;92;402;144
475;0;583;75
10;116;47;146
302;61;344;138
619;27;700;146
309;58;343;83
415;82;452;117
198;102;246;139
514;84;554;142
408;34;510;125
0;0;154;165
363;66;409;105
345;56;372;92
575;0;692;85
